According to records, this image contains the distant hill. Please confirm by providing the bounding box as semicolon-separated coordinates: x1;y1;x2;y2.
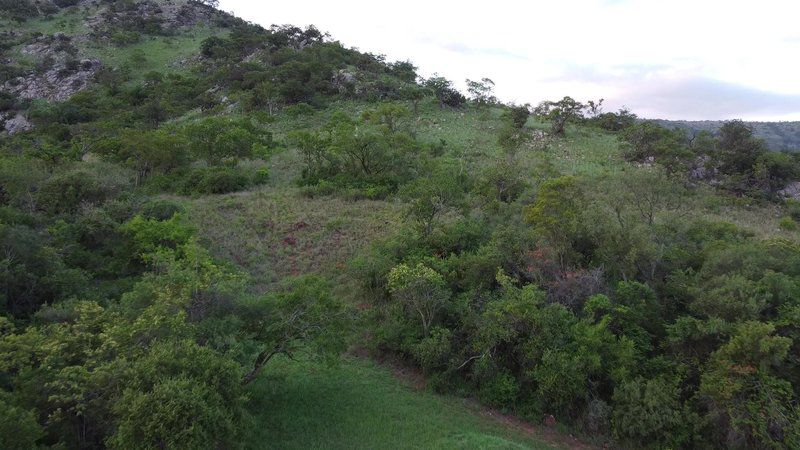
653;119;800;151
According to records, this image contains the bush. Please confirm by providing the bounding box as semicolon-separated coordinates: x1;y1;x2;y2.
0;393;44;449
780;216;798;231
252;167;270;185
478;371;519;410
35;170;116;214
283;102;316;117
139;199;184;221
178;167;252;195
611;377;689;448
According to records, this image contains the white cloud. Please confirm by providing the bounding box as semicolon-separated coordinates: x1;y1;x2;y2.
218;0;800;120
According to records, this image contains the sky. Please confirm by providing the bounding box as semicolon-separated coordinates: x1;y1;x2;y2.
217;0;800;121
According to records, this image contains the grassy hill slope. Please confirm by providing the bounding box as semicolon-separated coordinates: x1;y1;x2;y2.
2;1;800;450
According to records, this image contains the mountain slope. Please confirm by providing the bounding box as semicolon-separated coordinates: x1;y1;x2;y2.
654;119;800;151
1;1;800;450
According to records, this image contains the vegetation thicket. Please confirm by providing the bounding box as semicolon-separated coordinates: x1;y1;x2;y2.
2;1;800;449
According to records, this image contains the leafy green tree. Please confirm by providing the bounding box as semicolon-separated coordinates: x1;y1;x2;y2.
716;120;767;176
109;340;247;450
611;377;690;448
524;176;585;264
424;76;466;108
400;169;466;237
361;102;410;133
400;83;428;117
466;78;496;107
506;104;530;129
699;322;799;448
533;96;586;136
184;117;263;165
238;276;349;384
0;391;44;450
97;129;188;185
387;263;450;336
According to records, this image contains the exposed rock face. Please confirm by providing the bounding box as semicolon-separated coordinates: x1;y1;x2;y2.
1;33;101;102
3;58;101;102
332;68;357;94
778;181;800;200
1;112;33;134
688;155;721;185
86;0;218;35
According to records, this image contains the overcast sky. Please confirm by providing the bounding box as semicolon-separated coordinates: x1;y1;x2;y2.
218;0;800;121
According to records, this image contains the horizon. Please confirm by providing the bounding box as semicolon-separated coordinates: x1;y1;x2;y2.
218;0;800;122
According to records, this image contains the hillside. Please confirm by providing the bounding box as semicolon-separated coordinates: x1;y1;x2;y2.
2;1;800;450
654;119;800;151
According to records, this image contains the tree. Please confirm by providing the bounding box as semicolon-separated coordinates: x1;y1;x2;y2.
400;83;428;117
0;392;43;450
387;263;450;336
611;377;690;448
466;78;496;107
506;104;530;129
533;96;586;136
239;276;349;385
524;176;585;264
247;81;280;115
98;129;188;185
400;169;466;237
716;120;767;176
424;76;466;108
184;117;261;165
699;322;799;448
619;121;688;164
361;102;410;134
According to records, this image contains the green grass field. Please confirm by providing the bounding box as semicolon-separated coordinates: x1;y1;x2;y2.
245;356;560;450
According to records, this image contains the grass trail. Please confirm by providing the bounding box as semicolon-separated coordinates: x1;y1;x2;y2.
245;356;562;450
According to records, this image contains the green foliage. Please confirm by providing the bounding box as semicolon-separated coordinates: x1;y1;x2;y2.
0;391;44;450
400;167;467;236
611;377;690;448
534;96;586;136
289;107;424;198
35;166;130;215
108;340;247;450
184;116;269;165
178;166;253;195
466;78;496;107
424;76;466;108
505;104;530;129
525;176;585;260
121;214;193;259
239;275;350;384
387;263;450;336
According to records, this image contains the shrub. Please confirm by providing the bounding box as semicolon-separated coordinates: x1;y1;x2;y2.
139;199;184;221
283;102;316;117
0;392;44;449
35;170;116;214
780;216;798;231
478;371;519;410
252;167;270;185
611;377;689;448
178;167;251;195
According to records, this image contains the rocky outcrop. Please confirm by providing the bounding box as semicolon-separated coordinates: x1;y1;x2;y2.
778;181;800;200
1;112;32;134
86;0;219;36
3;58;101;102
1;33;101;102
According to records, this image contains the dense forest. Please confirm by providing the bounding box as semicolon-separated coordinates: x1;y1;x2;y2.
2;1;800;449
